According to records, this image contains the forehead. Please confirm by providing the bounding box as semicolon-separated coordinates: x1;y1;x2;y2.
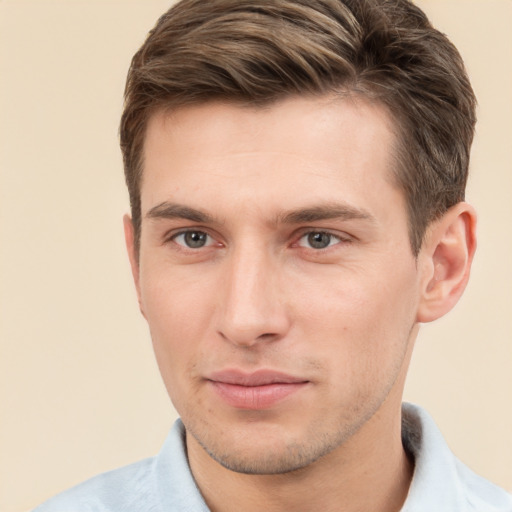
140;95;402;221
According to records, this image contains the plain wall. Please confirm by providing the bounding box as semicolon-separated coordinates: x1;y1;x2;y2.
0;1;511;510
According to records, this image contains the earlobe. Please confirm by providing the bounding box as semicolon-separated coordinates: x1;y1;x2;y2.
416;203;477;323
123;215;145;316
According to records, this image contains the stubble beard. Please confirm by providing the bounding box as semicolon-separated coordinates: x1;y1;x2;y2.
183;399;384;476
180;325;416;476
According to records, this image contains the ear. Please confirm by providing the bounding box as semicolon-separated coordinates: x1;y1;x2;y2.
416;202;477;323
123;214;144;316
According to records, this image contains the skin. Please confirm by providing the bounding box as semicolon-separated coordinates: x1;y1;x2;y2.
124;95;476;512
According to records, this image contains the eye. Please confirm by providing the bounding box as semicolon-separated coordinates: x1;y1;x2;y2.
297;231;344;250
172;230;213;249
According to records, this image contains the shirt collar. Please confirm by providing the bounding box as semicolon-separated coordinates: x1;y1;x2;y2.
401;403;512;511
153;404;511;511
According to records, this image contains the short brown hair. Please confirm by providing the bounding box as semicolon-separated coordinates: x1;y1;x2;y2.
120;0;476;255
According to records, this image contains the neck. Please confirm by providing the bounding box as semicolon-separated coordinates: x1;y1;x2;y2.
187;399;413;512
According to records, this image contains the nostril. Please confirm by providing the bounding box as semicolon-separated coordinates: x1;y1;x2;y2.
217;329;282;347
257;333;278;341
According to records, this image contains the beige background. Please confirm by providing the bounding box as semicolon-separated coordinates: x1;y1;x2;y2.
0;1;511;511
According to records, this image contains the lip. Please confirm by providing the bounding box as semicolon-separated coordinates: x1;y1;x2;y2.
206;369;309;410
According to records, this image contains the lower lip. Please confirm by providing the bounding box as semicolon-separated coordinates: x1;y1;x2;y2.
209;381;308;410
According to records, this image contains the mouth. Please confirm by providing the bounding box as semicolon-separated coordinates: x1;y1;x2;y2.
206;369;310;410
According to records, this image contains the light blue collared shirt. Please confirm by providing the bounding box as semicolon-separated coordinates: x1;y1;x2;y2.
33;404;512;511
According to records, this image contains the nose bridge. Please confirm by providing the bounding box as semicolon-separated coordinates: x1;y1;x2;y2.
217;238;287;346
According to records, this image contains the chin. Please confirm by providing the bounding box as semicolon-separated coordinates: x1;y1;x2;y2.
202;438;332;475
185;416;352;475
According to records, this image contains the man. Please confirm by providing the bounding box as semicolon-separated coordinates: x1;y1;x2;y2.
34;0;512;511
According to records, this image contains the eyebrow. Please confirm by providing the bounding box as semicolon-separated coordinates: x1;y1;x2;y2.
278;203;375;225
146;202;217;223
145;201;375;226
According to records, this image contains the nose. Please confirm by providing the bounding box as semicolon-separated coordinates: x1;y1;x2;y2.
216;244;290;347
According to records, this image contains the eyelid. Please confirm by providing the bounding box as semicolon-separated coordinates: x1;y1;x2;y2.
292;229;353;249
164;225;206;240
164;227;222;248
173;231;212;248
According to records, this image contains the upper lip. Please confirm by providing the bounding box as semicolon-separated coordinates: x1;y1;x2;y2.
206;369;308;386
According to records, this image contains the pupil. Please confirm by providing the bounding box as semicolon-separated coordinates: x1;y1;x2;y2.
185;231;206;248
308;232;330;249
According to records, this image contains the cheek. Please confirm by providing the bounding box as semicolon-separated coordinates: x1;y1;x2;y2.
139;268;216;384
140;259;216;332
292;265;418;374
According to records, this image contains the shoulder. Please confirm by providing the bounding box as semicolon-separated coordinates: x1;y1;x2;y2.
32;456;158;512
32;419;209;512
402;403;512;512
453;458;512;512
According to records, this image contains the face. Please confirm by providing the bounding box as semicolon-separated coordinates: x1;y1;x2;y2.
128;96;425;474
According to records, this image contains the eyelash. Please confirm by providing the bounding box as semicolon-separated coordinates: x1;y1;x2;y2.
165;228;352;253
293;230;352;251
168;229;218;250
